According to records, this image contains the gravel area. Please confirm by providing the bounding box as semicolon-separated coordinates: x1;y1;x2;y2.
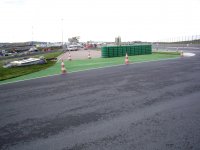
58;49;101;61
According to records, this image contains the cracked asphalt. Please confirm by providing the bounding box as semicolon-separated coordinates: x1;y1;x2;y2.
0;50;200;150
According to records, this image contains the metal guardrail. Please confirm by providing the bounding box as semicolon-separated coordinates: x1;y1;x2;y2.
152;44;200;51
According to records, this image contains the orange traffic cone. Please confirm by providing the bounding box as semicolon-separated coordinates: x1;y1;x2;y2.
88;51;91;59
68;52;72;61
180;51;184;57
125;53;129;65
61;59;67;74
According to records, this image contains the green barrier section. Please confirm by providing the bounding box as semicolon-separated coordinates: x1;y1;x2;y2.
101;44;152;58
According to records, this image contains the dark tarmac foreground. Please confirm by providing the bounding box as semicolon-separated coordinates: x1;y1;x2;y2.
0;51;200;150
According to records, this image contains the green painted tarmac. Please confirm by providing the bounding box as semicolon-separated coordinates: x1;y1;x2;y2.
0;53;180;85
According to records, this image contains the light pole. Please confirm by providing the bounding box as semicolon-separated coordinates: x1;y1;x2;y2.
32;26;34;46
61;18;64;49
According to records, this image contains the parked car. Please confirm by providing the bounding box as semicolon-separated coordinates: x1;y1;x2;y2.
67;45;78;51
4;52;15;56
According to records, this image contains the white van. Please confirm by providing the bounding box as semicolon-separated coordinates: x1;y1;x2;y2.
67;45;78;51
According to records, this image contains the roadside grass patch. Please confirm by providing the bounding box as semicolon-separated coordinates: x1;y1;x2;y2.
0;51;62;81
152;51;180;55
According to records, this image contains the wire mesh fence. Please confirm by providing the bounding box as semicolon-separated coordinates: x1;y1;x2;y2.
152;35;200;51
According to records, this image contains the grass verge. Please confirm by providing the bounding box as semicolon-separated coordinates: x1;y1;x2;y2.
0;51;62;81
152;51;180;55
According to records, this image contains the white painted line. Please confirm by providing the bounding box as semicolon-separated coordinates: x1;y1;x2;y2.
0;74;61;86
183;53;196;57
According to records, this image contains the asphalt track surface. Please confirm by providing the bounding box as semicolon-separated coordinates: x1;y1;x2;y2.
1;51;200;150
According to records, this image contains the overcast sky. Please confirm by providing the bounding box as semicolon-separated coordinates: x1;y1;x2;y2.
0;0;200;42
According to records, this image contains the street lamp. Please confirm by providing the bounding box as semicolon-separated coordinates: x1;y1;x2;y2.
61;18;64;49
32;26;34;46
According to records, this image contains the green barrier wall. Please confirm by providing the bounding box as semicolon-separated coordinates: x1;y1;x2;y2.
101;45;152;58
